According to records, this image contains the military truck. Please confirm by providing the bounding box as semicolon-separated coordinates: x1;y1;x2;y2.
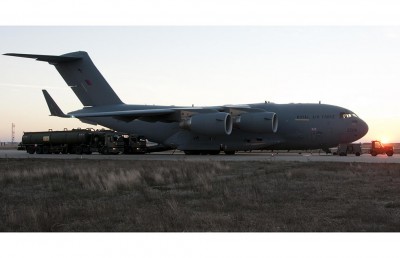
336;143;362;156
21;128;125;155
122;134;147;154
370;140;394;157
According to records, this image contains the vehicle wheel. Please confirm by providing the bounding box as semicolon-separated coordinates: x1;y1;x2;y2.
36;146;43;154
82;146;92;154
42;146;50;154
371;151;377;156
75;146;83;155
27;146;35;154
387;151;394;157
355;152;361;156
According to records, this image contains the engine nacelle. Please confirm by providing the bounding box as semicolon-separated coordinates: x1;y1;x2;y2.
234;112;278;133
180;112;233;136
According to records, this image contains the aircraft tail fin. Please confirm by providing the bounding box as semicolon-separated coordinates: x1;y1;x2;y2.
5;52;124;107
42;90;69;118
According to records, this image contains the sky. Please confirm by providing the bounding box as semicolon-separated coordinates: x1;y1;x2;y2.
1;26;400;143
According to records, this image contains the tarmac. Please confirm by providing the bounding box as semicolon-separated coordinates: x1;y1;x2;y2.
1;149;400;163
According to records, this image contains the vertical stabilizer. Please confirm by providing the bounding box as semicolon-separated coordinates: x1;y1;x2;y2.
4;51;124;107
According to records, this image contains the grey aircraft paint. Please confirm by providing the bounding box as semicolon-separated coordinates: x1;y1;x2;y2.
4;51;369;154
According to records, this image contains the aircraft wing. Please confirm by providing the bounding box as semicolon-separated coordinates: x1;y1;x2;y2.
69;109;175;118
41;88;224;122
69;107;226;122
69;105;272;121
68;108;178;122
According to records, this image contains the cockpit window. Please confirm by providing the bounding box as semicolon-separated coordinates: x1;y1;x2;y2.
340;112;358;119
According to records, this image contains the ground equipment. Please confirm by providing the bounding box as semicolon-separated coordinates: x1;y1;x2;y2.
336;143;362;156
21;128;125;155
369;140;394;157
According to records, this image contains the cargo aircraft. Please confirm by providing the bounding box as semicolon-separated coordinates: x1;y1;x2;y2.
4;51;369;154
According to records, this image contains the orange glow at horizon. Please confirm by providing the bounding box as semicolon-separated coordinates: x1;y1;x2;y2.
380;137;390;144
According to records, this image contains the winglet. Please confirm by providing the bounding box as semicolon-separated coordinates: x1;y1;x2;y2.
42;90;69;118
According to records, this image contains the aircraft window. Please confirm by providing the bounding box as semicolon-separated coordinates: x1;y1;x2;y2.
340;112;357;119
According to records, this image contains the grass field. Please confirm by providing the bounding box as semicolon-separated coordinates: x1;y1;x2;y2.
1;158;400;232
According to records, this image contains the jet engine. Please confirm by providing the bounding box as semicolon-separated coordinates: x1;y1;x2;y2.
234;112;278;133
180;112;233;136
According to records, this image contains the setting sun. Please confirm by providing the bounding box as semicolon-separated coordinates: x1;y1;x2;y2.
380;137;391;144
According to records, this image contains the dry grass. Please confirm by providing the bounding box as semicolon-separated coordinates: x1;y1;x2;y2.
1;159;400;232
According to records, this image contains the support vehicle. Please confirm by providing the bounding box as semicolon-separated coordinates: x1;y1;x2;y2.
336;143;362;156
122;134;147;154
21;129;125;155
370;140;394;157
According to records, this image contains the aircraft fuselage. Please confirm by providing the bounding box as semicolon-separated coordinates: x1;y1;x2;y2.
77;102;368;152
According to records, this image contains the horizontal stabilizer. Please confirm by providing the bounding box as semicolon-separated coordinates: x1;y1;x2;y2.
4;53;81;64
4;51;123;106
42;90;69;118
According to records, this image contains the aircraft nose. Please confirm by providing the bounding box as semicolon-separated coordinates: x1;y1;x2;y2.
359;119;369;138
